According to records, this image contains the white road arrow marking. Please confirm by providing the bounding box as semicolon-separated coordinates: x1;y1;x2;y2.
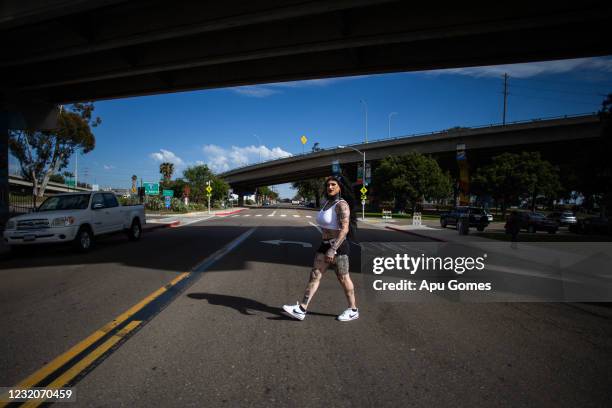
260;240;313;248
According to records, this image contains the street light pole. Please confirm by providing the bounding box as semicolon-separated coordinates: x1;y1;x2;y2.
339;145;366;221
360;99;368;143
388;112;397;138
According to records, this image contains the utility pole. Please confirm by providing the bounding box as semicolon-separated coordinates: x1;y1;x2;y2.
502;73;509;125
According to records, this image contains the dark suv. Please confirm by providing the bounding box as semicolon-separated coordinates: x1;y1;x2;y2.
440;207;490;231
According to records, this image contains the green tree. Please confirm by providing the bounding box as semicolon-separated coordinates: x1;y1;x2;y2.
472;152;561;214
9;102;100;197
49;173;65;184
159;162;175;181
183;164;229;203
374;152;452;212
292;178;325;206
257;186;279;202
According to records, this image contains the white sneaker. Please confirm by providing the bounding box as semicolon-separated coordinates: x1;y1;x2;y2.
282;302;306;321
337;308;359;322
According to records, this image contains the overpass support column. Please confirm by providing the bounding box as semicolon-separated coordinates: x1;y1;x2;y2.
238;195;244;207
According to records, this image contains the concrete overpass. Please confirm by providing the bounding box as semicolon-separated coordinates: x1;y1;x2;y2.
2;1;612;221
219;114;602;191
9;174;91;194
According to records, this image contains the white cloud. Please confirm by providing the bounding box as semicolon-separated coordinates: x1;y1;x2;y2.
149;149;185;166
425;57;612;79
231;86;281;98
103;164;115;170
201;144;292;172
228;75;369;97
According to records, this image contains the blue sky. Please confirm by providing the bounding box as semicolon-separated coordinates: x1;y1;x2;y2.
10;56;612;198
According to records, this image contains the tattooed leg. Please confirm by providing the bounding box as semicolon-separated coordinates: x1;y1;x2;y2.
300;253;329;309
335;255;356;309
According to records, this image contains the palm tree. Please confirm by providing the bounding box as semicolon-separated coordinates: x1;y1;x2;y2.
159;162;174;181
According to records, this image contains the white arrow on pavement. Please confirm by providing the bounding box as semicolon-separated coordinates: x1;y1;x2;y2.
260;240;312;248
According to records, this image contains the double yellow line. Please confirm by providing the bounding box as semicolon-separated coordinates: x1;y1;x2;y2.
0;272;189;408
2;227;257;407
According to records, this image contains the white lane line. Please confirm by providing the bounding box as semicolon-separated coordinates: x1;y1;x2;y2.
243;215;251;217
231;215;240;218
292;215;300;218
280;214;287;217
309;221;322;233
256;214;263;217
178;216;214;226
268;210;277;217
305;215;312;218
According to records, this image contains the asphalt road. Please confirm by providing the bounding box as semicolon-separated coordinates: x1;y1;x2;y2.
1;207;611;407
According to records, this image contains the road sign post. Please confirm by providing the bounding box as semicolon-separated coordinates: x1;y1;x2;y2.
360;186;367;221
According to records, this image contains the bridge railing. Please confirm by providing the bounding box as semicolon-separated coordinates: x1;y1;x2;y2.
221;112;597;175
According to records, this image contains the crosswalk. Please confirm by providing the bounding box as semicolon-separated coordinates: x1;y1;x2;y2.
227;213;312;219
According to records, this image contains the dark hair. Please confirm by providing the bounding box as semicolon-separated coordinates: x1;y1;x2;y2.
324;175;359;243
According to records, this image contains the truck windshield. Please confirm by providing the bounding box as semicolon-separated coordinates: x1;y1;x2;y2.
38;194;91;211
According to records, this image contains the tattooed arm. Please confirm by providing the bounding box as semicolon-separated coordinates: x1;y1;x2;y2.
330;200;350;252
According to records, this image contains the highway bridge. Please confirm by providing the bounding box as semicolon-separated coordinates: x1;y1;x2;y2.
219;114;601;193
9;173;91;194
2;1;612;220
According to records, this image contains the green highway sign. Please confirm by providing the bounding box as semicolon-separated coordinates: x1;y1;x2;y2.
162;189;174;197
144;182;160;195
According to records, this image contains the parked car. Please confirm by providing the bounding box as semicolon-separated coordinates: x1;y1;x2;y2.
3;192;145;252
506;212;558;234
440;206;490;231
547;211;577;226
569;216;612;235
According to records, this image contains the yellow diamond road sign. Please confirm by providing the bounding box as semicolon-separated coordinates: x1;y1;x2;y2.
300;135;308;145
360;186;367;194
206;186;212;193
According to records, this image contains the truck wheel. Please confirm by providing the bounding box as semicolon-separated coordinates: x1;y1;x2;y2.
74;226;93;252
128;219;142;241
528;225;536;233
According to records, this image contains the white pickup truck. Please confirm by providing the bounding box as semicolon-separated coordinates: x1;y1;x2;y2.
3;192;145;252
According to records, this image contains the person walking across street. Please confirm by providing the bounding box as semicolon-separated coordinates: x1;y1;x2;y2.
282;175;359;322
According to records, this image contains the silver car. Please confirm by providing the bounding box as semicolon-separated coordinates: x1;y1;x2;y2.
547;211;577;226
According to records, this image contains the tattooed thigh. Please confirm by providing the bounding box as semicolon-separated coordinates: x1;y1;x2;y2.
335;255;350;276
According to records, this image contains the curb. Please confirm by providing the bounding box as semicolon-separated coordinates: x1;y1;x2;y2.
385;225;447;242
145;220;180;231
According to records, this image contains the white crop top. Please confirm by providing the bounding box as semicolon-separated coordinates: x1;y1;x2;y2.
316;200;344;230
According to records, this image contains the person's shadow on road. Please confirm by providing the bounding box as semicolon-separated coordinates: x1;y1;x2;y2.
187;293;337;320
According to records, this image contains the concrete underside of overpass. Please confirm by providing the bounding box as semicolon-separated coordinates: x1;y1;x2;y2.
2;1;612;221
220;115;602;192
